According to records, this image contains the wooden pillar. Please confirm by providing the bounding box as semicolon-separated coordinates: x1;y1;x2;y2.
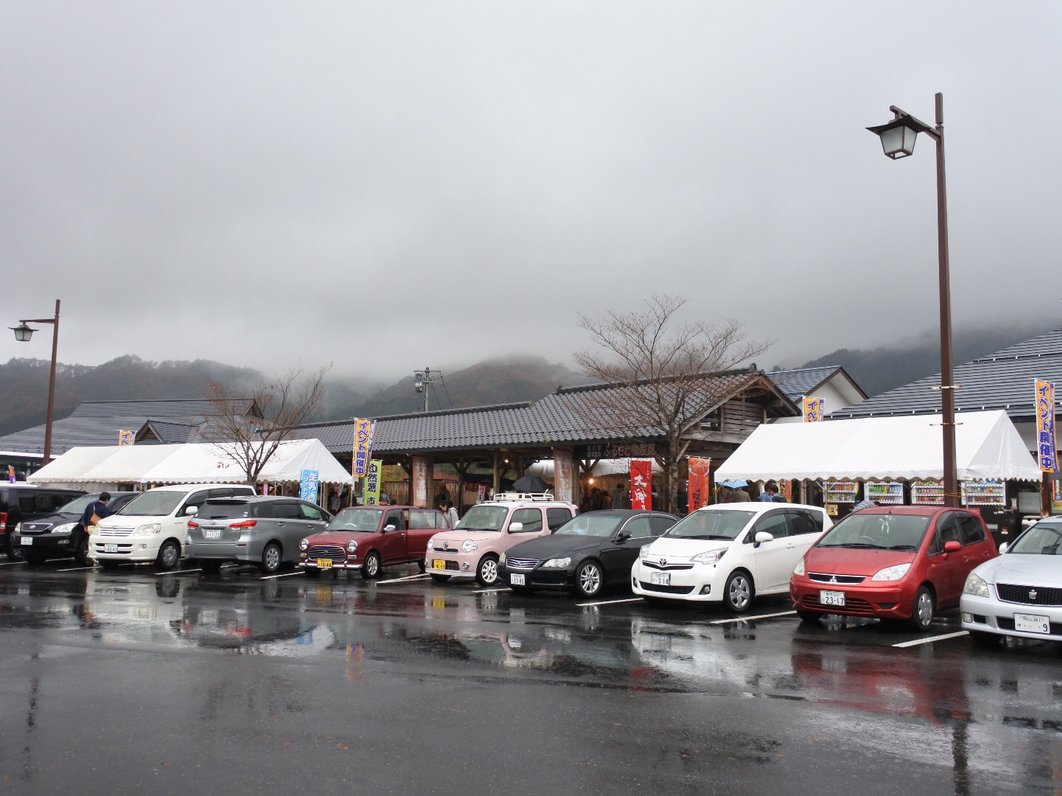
492;451;501;497
552;448;575;504
411;455;431;508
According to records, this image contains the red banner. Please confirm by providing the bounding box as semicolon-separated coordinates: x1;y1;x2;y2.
687;457;711;513
630;460;653;510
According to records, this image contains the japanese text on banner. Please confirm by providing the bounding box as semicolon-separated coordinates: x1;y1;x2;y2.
802;396;824;422
118;429;135;446
363;459;383;505
630;460;653;511
352;418;376;479
687;457;711;513
1035;379;1056;472
299;469;319;502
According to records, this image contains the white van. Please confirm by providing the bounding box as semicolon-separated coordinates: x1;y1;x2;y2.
92;483;255;570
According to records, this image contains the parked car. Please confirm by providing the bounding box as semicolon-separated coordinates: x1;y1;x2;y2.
11;491;139;565
425;493;578;586
632;503;831;612
1;484;86;560
499;509;678;598
186;496;332;574
961;516;1062;646
299;505;449;578
790;505;998;631
93;483;256;571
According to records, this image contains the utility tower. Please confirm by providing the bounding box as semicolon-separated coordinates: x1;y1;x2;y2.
414;366;434;413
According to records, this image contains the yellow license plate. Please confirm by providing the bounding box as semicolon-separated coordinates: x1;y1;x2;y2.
317;558;334;570
432;559;447;570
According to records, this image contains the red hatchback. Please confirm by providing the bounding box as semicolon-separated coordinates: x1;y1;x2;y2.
790;506;997;631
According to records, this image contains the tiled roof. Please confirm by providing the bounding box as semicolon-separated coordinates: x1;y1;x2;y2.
767;366;844;402
831;328;1062;421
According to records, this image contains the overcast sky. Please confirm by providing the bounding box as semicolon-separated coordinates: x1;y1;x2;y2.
3;2;1060;384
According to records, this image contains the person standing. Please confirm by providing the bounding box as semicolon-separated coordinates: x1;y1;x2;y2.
758;480;784;502
612;482;627;510
80;491;113;565
442;499;460;529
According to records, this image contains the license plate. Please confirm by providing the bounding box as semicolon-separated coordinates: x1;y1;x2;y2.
20;537;32;546
316;558;333;570
432;559;447;570
820;589;846;606
651;571;671;586
510;573;525;586
1014;613;1050;634
104;543;118;553
203;529;222;540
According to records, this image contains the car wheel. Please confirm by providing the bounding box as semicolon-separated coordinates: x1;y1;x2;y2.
969;630;999;648
199;559;223;574
7;545;21;562
156;540;180;571
429;573;451;583
304;567;320;579
574;559;604;599
475;554;500;586
361;551;381;579
723;570;754;613
908;586;935;632
259;542;282;575
796;609;821;623
418;560;426;573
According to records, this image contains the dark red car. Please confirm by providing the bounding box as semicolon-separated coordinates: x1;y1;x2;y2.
298;505;449;578
790;505;997;631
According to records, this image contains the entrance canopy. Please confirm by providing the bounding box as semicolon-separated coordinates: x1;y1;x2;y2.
28;439;352;487
715;410;1041;482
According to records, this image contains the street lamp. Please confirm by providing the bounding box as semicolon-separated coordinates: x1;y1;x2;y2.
868;93;958;507
10;299;61;464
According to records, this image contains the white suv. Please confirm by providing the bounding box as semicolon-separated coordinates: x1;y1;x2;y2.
425;493;578;586
93;483;255;570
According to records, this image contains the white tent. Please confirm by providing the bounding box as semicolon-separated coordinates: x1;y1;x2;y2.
715;410;1041;482
28;439;352;487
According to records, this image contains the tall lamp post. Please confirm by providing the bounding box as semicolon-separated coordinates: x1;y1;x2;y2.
10;299;61;464
867;93;958;507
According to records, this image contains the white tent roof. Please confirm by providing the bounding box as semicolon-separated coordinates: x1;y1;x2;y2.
28;439;352;486
715;410;1042;482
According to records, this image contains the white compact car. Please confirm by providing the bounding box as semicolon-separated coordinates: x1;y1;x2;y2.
631;502;831;612
961;516;1062;646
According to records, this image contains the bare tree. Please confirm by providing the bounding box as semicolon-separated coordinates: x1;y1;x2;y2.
204;365;330;485
575;295;770;513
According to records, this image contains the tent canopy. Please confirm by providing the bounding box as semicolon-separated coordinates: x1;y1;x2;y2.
715;410;1041;482
28;439;352;486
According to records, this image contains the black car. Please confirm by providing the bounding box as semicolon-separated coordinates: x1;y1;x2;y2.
12;491;139;565
499;510;679;598
0;484;86;560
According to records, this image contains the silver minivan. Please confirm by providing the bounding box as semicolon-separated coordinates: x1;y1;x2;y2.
186;496;332;574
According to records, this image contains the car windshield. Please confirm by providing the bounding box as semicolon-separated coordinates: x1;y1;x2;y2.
328;508;385;532
817;513;930;550
117;491;184;516
58;494;100;514
1009;522;1062;555
555;515;624;537
456;505;509;532
663;509;755;541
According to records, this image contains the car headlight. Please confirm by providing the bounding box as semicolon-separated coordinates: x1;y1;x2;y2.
137;522;162;536
691;549;725;565
426;539;433;551
793;558;805;576
963;571;990;598
346;540;358;553
299;538;309;551
52;522;76;536
639;546;655;560
542;557;571;568
498;552;506;566
13;522;22;534
871;562;911;582
461;540;478;553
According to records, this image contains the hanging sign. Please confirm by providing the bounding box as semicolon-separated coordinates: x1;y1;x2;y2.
802;396;825;422
363;459;383;505
687;457;711;513
630;460;653;511
1036;379;1057;472
353;418;376;478
299;469;319;502
118;429;135;446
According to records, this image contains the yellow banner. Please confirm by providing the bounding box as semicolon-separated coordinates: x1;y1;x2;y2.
802;396;824;422
1035;379;1056;472
353;418;376;478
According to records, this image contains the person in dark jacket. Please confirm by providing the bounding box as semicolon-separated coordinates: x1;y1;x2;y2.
80;492;113;565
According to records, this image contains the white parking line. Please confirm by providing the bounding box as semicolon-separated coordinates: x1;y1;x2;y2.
474;587;511;594
0;561;27;567
709;610;797;625
57;565;95;572
576;597;643;608
376;573;432;585
260;571;305;580
892;630;969;648
155;568;202;576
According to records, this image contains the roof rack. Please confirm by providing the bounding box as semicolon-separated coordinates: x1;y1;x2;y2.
488;492;556;502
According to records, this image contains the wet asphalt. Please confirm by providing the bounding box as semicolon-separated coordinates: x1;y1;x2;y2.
0;557;1059;795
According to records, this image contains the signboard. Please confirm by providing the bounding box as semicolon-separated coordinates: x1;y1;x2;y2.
363;459;382;505
118;429;135;446
353;418;376;478
299;469;319;502
630;460;653;511
581;442;657;460
1036;379;1057;472
687;457;711;513
7;465;14;483
802;396;825;423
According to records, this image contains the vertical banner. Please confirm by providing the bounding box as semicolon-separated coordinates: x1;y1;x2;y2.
687;457;711;513
353;418;376;479
118;429;135;446
630;459;653;511
299;468;319;502
1036;379;1057;472
802;396;825;422
362;459;382;505
7;465;15;483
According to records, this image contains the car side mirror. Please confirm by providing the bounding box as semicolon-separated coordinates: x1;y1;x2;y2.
508;522;524;533
999;542;1009;554
753;531;774;547
615;531;631;543
184;505;198;516
943;540;961;553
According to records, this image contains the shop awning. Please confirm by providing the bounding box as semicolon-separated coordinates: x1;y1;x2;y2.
715;410;1042;482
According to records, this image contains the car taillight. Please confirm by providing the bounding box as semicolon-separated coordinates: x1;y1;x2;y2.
0;511;6;532
229;520;257;529
187;520;199;529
